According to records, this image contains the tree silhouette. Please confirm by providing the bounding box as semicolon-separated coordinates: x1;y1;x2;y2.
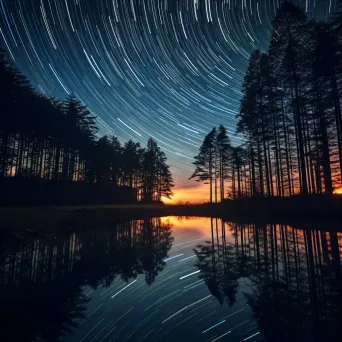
216;125;232;201
0;218;174;341
190;2;342;199
141;138;174;202
194;219;254;306
0;50;173;204
189;128;217;203
195;220;342;341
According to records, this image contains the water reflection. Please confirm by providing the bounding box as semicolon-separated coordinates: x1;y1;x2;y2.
195;219;342;341
0;218;173;341
0;217;341;342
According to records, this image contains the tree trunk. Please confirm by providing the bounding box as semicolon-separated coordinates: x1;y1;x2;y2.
54;142;61;180
209;148;213;203
288;31;308;194
331;72;342;183
237;165;241;199
282;94;292;196
250;143;257;196
257;138;264;196
316;79;333;194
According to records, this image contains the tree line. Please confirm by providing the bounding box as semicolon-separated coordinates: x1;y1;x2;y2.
195;218;342;341
190;1;342;201
0;218;173;340
0;49;173;203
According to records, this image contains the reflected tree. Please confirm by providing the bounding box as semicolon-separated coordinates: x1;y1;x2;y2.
0;218;174;341
195;219;342;341
194;218;253;306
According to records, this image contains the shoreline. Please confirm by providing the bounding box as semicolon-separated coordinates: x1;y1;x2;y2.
1;194;341;234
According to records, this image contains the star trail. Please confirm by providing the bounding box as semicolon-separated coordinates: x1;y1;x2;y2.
0;0;336;188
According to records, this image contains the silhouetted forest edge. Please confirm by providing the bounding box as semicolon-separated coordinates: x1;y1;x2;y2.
1;49;174;206
190;2;342;201
1;194;341;234
0;178;137;205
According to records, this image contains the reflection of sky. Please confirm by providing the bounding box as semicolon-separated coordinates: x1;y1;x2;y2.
61;216;258;342
0;0;336;195
162;216;236;245
161;216;213;238
2;217;342;341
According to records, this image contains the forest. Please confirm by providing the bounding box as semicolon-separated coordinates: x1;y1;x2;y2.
0;218;173;341
195;218;342;341
190;1;342;202
0;49;174;205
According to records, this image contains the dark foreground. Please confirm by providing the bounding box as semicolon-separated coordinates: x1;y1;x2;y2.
1;194;341;234
0;216;341;342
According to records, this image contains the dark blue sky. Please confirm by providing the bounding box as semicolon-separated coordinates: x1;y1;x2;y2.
0;0;336;187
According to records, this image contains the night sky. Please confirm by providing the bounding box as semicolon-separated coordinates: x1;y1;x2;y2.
0;0;336;198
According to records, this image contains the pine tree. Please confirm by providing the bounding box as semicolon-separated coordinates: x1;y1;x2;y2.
0;49;174;204
191;1;341;198
189;128;217;203
141;138;174;202
215;125;231;201
269;1;308;194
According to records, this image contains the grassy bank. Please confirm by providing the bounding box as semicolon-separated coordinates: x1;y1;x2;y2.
1;194;341;235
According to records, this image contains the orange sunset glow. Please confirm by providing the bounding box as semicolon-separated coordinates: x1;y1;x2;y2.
160;216;213;236
163;184;342;204
162;183;210;204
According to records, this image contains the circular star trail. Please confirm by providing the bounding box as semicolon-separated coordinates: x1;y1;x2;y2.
0;0;336;186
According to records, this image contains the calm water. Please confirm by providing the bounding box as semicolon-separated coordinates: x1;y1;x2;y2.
1;217;341;342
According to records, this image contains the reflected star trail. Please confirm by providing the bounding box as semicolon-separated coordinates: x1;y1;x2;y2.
0;0;335;187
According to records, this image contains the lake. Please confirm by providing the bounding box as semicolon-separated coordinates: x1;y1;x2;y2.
0;217;341;342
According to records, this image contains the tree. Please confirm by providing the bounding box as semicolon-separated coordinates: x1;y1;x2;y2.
269;2;308;194
215;125;232;201
191;2;341;198
189;128;217;203
122;140;142;188
0;49;174;204
0;48;35;178
141;138;174;202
